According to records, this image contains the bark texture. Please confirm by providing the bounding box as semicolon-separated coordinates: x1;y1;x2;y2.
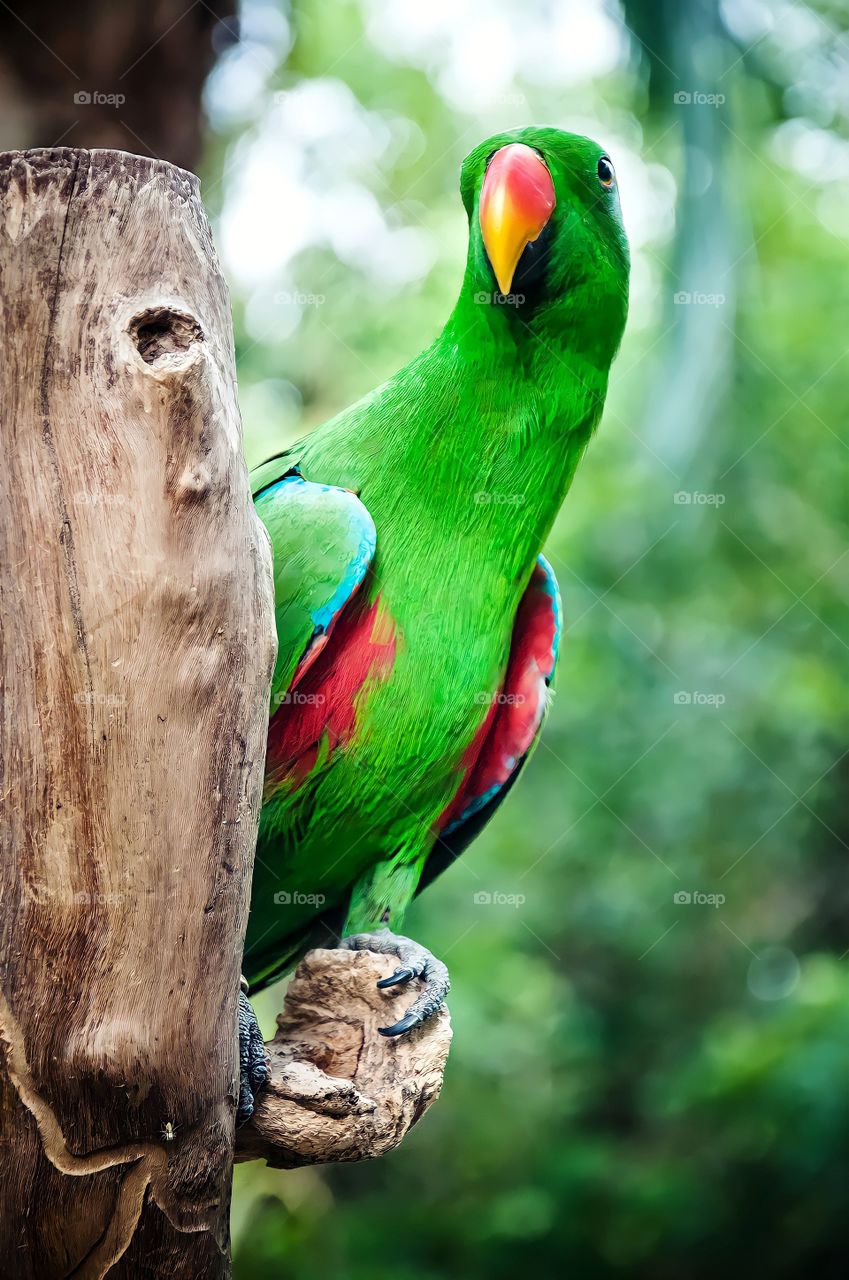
0;146;276;1279
236;950;452;1169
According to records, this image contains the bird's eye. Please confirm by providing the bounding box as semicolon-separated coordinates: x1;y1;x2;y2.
597;156;615;188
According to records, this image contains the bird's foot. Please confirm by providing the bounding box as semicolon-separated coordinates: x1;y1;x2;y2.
237;977;269;1126
339;929;450;1037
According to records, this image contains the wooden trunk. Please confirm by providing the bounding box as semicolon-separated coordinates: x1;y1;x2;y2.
0;147;276;1279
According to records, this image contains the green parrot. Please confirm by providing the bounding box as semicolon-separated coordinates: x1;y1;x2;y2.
236;127;629;1119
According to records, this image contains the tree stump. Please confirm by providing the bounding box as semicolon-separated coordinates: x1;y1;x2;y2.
0;148;451;1279
0;147;277;1279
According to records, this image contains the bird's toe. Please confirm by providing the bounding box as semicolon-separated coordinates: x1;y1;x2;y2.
340;929;450;1036
237;985;269;1126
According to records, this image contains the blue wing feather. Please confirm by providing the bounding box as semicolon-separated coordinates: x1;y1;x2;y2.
252;463;377;706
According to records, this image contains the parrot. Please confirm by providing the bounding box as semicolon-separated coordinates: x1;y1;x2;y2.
235;126;630;1121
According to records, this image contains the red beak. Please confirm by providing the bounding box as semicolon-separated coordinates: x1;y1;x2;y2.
479;144;556;295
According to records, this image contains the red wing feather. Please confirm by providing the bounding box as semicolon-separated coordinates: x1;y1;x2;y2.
438;555;562;836
265;593;396;795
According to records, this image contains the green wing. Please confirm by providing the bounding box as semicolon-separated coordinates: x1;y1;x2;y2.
252;460;377;710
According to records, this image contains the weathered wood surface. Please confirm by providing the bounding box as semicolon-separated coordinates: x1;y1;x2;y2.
236;950;452;1169
0;147;276;1279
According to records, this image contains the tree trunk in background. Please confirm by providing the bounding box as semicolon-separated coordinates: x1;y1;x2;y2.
0;1;233;171
621;0;737;468
0;147;275;1279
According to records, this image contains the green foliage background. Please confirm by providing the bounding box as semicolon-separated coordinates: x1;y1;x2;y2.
202;1;849;1273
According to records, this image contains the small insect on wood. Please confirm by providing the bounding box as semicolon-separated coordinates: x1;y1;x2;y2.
161;1122;178;1143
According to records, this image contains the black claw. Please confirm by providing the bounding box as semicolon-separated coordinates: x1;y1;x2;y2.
376;967;415;989
340;930;449;1038
378;1012;421;1037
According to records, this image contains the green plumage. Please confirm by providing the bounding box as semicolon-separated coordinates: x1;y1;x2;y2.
245;127;629;989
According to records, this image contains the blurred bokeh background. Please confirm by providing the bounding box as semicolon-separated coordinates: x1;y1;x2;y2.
3;0;848;1274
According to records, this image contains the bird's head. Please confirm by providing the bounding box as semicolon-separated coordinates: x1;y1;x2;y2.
458;127;630;365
